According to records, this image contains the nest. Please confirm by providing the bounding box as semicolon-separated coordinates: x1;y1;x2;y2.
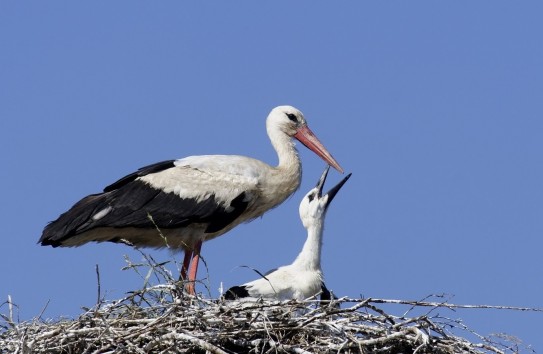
0;255;535;354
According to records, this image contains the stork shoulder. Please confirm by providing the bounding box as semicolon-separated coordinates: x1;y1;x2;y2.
132;155;264;205
174;155;270;180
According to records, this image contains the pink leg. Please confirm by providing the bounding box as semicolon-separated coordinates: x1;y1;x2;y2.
186;240;203;295
181;249;192;281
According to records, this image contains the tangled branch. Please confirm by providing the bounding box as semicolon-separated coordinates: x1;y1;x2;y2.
0;255;537;354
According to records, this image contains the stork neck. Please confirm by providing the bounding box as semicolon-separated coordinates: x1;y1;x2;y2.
268;127;301;177
292;219;324;271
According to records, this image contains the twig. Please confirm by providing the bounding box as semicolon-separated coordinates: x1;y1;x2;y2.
339;297;543;313
95;264;101;308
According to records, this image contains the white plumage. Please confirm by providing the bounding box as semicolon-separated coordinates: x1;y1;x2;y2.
40;106;343;294
225;166;351;301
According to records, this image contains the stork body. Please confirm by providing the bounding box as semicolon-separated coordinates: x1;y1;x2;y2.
39;106;343;293
225;166;351;301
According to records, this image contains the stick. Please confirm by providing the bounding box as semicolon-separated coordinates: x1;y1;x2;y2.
338;297;543;313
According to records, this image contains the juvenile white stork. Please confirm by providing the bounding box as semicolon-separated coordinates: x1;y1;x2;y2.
39;106;343;294
224;166;351;302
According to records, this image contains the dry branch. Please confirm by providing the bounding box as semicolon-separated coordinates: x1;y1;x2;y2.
0;255;536;354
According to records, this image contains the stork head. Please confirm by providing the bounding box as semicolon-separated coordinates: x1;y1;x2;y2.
267;106;344;173
299;166;352;229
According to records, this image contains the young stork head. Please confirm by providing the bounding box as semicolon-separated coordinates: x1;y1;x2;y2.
299;166;352;229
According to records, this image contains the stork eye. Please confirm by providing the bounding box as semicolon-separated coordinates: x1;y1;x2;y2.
286;113;298;122
307;192;316;202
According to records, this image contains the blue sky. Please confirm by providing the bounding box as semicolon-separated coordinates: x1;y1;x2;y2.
1;1;542;351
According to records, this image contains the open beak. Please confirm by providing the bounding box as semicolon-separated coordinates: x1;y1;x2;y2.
315;166;352;206
294;125;344;173
325;172;352;205
315;165;331;198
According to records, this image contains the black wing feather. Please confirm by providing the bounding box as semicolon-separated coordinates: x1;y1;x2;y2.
103;160;176;192
40;177;249;247
319;282;339;308
205;192;248;233
224;285;250;300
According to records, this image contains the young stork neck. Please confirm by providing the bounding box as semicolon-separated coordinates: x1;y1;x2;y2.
292;218;324;271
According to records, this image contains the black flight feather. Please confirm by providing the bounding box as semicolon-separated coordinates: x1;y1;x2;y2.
319;282;339;308
40;166;250;247
224;285;250;300
103;160;176;192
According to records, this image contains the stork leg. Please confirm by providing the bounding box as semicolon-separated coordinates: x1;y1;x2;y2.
180;250;192;281
185;240;203;295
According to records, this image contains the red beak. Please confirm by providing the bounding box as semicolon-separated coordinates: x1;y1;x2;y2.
294;125;344;173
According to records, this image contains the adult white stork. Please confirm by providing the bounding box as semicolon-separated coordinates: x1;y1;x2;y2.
39;105;343;294
224;166;351;302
